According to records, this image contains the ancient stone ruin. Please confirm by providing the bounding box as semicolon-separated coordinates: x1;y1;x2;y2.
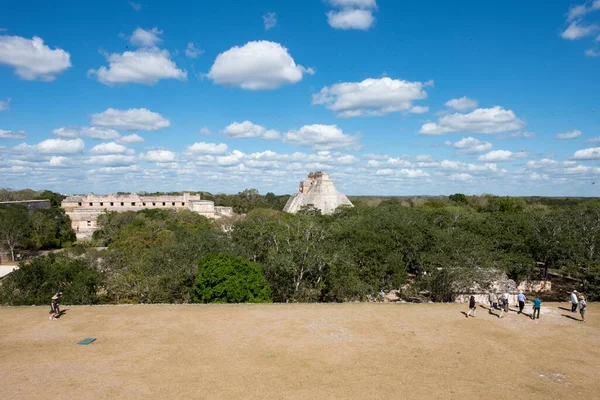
62;193;233;239
283;171;353;215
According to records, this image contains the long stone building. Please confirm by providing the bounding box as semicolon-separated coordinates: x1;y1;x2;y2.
283;171;353;215
62;193;233;239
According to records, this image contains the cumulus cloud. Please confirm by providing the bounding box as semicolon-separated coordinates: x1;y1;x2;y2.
376;168;429;178
496;131;536;139
283;124;361;151
476;150;515;162
90;142;129;154
0;129;26;139
186;142;228;155
141;149;176;162
555;129;582;140
81;127;120;140
199;127;211;135
526;158;560;169
117;134;145;144
15;138;84;154
452;137;492;153
88;48;186;86
419;106;525;135
130;27;163;47
445;96;478;111
48;156;68;167
449;173;473;181
207;41;314;90
0;98;10;111
586;137;600;143
0;35;71;80
572;147;600;160
92;108;170;131
263;12;277;30
52;127;79;138
185;42;203;58
327;9;375;30
222;121;280;140
313;77;429;117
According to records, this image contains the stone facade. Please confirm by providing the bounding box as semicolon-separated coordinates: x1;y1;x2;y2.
62;193;233;240
283;171;353;215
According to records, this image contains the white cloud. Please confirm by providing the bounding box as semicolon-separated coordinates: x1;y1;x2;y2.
0;98;10;111
129;1;142;11
223;121;280;140
81;127;120;140
263;12;277;30
555;129;582;140
141;149;176;162
452;137;492;153
15;138;84;154
327;0;377;7
207;41;313;90
0;35;71;81
117;134;145;144
526;158;560;169
48;156;68;167
449;173;473;181
89;48;186;86
561;21;598;40
564;165;591;174
572;147;600;160
130;27;162;47
90;142;129;154
586;48;600;56
86;154;137;166
496;131;536;139
283;124;360;151
92;108;170;131
445;96;478;111
52;127;78;138
199;127;211;135
419;106;525;135
327;9;375;30
186;142;228;155
0;129;26;139
586;137;600;143
313;77;429;117
185;42;203;58
566;0;600;22
476;150;514;162
409;106;429;114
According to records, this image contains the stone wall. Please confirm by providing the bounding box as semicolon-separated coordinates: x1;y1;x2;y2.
62;193;233;240
284;171;353;215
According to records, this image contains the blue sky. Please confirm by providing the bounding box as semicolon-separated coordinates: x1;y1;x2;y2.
1;0;599;196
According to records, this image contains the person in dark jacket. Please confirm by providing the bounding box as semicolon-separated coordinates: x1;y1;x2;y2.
466;295;477;318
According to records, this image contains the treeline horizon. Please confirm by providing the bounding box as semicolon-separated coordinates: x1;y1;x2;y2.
1;188;600;306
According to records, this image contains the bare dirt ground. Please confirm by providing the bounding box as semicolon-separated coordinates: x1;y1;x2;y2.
1;303;598;400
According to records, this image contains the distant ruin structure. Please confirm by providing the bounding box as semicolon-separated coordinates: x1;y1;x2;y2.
62;193;233;240
283;171;353;215
0;200;51;211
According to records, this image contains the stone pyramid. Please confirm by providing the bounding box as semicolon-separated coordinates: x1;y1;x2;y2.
283;171;353;215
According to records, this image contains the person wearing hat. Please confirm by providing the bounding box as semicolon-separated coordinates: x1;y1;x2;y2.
49;291;62;320
570;290;579;312
517;290;526;314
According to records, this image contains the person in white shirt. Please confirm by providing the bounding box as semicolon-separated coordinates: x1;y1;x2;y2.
570;290;579;312
579;296;587;323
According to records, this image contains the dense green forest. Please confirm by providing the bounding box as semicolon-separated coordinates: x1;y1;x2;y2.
1;190;599;306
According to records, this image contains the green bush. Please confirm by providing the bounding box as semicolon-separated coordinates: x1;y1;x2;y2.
0;253;104;306
192;254;271;303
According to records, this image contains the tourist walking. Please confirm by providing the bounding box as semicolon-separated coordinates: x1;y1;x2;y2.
488;290;496;313
49;291;62;320
570;290;579;312
517;290;527;314
531;296;542;320
579;295;587;323
499;293;509;318
466;295;477;318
